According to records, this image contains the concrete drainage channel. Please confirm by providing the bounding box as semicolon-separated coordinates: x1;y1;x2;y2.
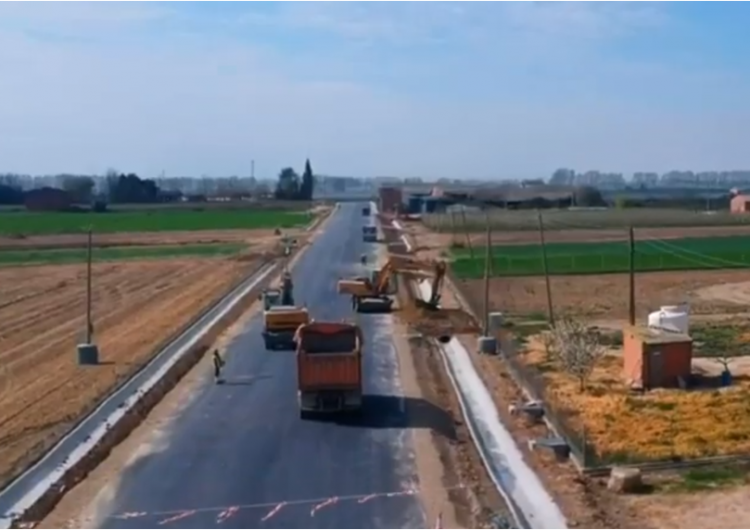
0;260;280;529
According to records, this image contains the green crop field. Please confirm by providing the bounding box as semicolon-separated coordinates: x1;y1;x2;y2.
424;209;750;232
0;243;246;266
451;235;750;278
0;209;311;236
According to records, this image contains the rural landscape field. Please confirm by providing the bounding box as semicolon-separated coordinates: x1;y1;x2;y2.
408;208;750;461
406;207;750;527
0;203;323;489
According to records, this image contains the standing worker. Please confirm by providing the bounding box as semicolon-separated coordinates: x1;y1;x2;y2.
212;349;225;384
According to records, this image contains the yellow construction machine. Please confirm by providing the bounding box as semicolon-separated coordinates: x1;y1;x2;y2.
260;270;310;350
337;254;446;313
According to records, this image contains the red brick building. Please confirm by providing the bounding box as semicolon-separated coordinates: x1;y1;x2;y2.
730;194;750;214
24;187;72;211
378;186;403;213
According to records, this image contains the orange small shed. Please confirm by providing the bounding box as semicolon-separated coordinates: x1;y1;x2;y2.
730;194;750;213
622;325;693;390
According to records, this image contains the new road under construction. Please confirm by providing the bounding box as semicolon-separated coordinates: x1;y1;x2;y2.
0;201;563;529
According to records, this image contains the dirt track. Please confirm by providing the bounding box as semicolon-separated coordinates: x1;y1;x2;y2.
0;257;261;489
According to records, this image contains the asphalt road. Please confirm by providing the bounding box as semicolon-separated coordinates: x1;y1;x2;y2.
98;203;428;529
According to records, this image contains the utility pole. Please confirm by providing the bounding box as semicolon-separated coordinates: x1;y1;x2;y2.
251;159;255;180
460;207;475;261
449;210;458;247
629;226;636;326
538;211;554;324
483;212;491;336
86;228;94;343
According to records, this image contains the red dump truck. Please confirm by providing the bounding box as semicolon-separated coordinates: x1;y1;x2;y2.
294;321;363;419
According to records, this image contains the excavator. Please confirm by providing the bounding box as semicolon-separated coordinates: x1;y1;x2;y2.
260;270;310;350
336;255;446;313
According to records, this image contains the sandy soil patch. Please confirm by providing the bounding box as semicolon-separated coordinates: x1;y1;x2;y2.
0;257;262;489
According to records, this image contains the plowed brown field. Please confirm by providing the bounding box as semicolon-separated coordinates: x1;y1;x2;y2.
0;256;261;488
0;228;292;250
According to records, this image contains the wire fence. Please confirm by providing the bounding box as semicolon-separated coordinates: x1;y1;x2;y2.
424;208;750;232
451;250;750;278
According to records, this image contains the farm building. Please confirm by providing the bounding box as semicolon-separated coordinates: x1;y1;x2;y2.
24;187;72;211
378;186;403;213
730;194;750;213
622;325;693;390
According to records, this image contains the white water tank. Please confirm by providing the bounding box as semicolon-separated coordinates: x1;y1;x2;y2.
647;305;690;334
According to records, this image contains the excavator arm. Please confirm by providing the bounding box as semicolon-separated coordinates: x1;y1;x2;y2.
336;255;446;311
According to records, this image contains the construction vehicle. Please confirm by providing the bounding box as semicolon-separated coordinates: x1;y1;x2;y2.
337;255;446;313
362;225;378;243
295;321;363;419
260;271;309;350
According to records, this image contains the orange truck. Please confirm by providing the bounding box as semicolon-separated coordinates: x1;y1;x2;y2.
294;321;363;419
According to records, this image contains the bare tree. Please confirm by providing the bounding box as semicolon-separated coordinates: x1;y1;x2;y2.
549;316;606;392
714;354;733;374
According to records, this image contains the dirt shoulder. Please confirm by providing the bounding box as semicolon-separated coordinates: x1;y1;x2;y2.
380;227;513;529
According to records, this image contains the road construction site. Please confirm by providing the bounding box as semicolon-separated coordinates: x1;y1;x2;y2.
0;202;524;530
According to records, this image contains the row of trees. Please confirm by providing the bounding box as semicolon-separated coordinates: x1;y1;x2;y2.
0;172;163;205
274;159;315;201
1;158;318;206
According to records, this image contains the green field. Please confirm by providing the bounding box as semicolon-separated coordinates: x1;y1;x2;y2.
0;243;246;266
424;209;750;232
0;209;312;236
451;235;750;278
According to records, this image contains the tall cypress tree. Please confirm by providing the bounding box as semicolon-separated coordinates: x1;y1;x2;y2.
301;158;314;200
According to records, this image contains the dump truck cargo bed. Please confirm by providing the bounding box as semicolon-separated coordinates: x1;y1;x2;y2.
295;322;363;417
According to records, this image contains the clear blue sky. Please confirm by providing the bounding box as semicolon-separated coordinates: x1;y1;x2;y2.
0;1;748;179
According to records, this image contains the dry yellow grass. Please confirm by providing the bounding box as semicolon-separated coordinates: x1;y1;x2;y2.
520;336;750;462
